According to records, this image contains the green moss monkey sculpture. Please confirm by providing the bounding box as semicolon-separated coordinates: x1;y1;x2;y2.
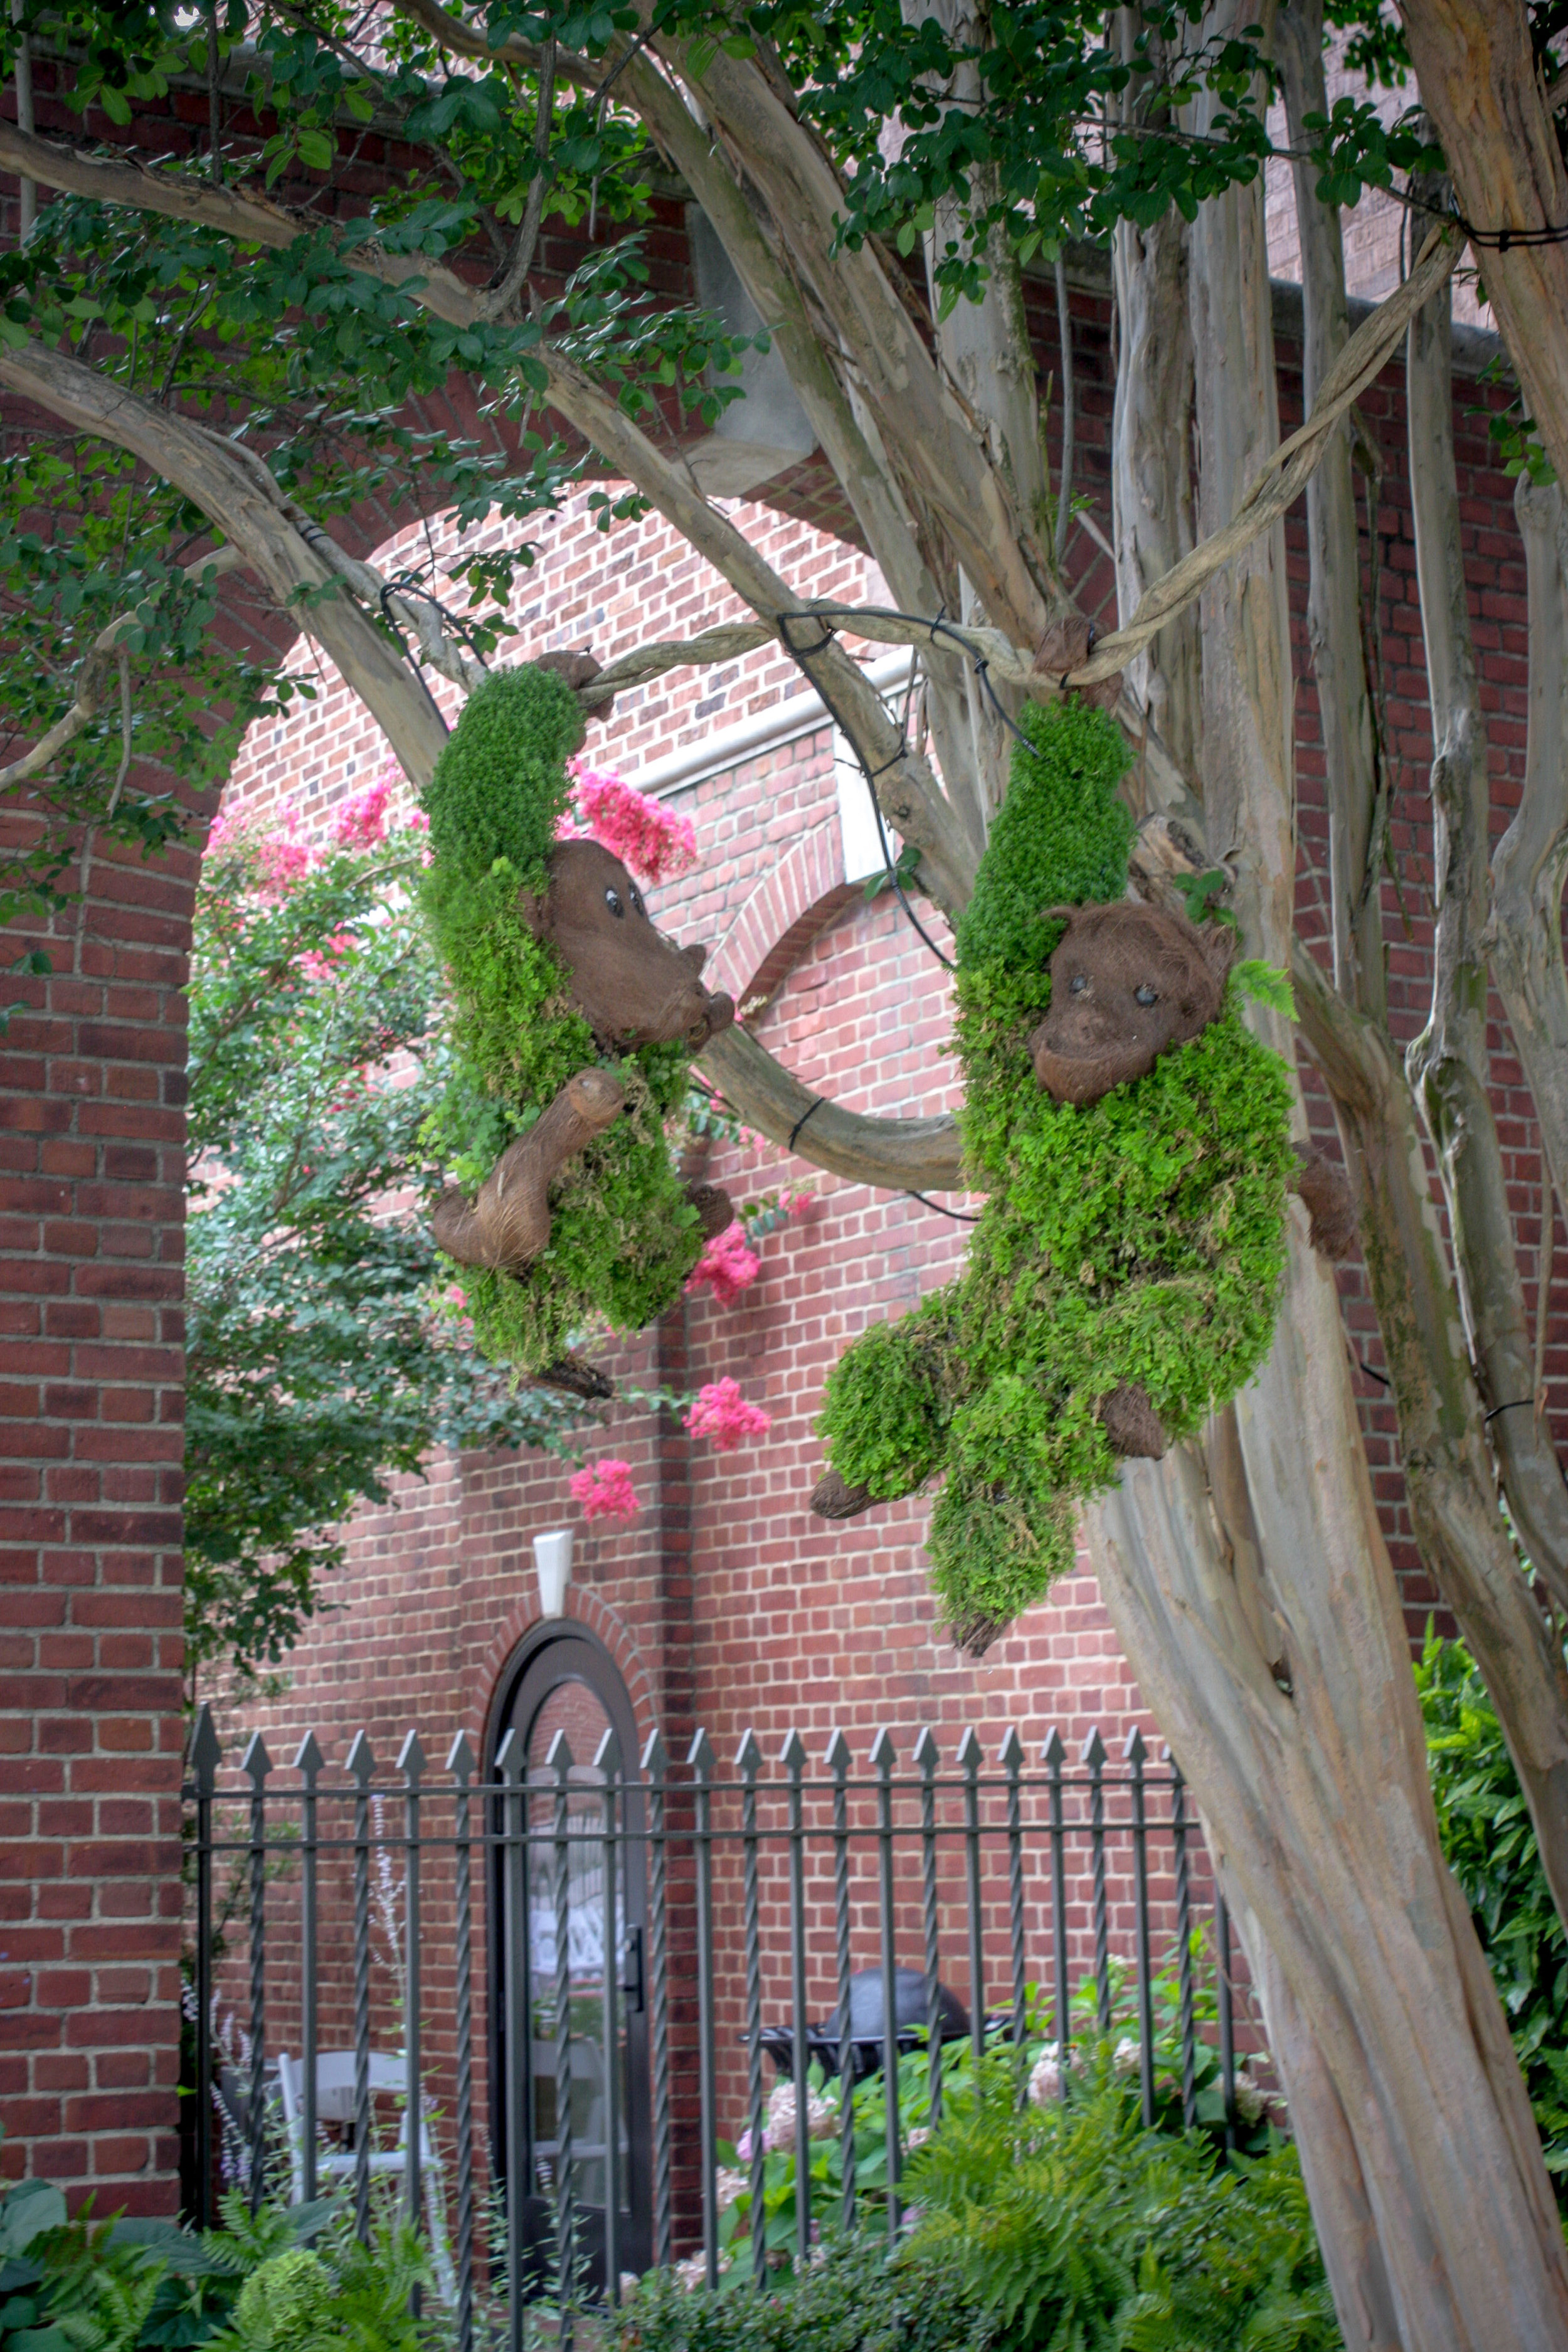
812;699;1352;1653
421;660;734;1379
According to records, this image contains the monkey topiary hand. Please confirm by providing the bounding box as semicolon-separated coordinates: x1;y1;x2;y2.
811;701;1346;1654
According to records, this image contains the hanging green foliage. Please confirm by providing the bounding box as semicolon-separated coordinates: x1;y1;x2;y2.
817;701;1297;1649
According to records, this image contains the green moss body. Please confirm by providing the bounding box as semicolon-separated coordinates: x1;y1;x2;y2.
818;701;1296;1642
421;668;706;1372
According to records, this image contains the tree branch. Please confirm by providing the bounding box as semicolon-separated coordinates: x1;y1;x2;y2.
698;1024;963;1189
0;339;451;788
0;545;241;790
1404;250;1568;1619
1491;477;1568;1236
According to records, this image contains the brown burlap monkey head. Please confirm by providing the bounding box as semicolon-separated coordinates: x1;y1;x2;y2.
522;839;736;1052
1029;901;1236;1106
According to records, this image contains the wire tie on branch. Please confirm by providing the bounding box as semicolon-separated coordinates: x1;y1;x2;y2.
905;1190;981;1222
788;1096;827;1153
1485;1397;1538;1426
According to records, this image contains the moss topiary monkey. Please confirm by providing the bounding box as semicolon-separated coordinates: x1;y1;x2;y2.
421;661;734;1379
811;699;1348;1653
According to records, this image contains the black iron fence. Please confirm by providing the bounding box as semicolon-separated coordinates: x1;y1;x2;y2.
184;1707;1251;2351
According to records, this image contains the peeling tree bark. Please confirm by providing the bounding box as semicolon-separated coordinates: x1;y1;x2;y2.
1404;262;1568;1618
1278;0;1568;1928
1089;66;1568;2342
1111;13;1201;799
1491;479;1568;1263
1399;0;1568;492
1276;0;1383;1010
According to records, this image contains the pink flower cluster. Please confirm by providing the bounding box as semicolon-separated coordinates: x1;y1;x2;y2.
569;1458;640;1522
684;1378;771;1453
332;772;394;849
685;1221;761;1306
562;760;698;886
208;805;317;896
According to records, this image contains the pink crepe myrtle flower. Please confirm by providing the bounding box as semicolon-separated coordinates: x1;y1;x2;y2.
561;760;698;886
569;1458;640;1522
685;1221;761;1307
684;1378;771;1453
332;772;394;849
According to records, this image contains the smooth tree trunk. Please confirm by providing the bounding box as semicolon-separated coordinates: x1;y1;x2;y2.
1400;0;1568;492
1279;0;1568;1932
1276;0;1384;1010
1491;479;1568;1322
1089;47;1568;2343
1111;13;1202;808
1405;260;1568;1625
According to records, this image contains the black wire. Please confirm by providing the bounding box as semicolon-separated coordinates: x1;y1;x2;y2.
775;612;958;974
905;1190;982;1222
788;1096;827;1153
371;583;450;731
1485;1397;1537;1426
383;571;495;670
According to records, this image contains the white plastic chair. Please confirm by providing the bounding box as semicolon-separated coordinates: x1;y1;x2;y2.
275;2050;455;2302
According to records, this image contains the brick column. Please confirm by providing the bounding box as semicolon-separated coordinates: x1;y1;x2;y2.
0;829;193;2212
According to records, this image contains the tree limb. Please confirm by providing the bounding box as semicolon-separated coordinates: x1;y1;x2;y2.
0;545;241;790
1491;477;1568;1245
698;1024;964;1190
0;339;450;788
1403;252;1568;1621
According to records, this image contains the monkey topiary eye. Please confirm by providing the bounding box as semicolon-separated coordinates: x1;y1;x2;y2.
1135;983;1158;1007
628;885;645;917
1069;974;1088;993
605;887;625;918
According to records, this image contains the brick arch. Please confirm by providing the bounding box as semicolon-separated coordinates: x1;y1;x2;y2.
464;1584;659;1774
709;819;856;1010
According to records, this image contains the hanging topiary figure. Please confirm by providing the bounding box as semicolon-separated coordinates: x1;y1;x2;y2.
811;699;1349;1653
421;660;736;1379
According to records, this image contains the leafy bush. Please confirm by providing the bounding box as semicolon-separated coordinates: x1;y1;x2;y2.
906;2068;1340;2351
186;808;580;1692
614;2232;986;2352
616;2069;1337;2352
1417;1628;1568;2190
0;2169;167;2352
715;1944;1276;2269
0;2157;438;2352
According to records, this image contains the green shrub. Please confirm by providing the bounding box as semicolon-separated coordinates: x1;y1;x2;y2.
0;2169;163;2352
906;2069;1340;2351
614;2233;986;2352
1417;1627;1568;2193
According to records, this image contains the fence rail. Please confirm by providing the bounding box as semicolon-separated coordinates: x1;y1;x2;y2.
184;1707;1245;2352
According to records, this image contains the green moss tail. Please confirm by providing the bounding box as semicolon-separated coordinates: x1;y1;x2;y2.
421;665;585;899
953;701;1134;977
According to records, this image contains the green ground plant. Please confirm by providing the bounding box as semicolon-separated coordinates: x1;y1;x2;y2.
714;1941;1275;2270
618;2068;1337;2352
1418;1627;1568;2193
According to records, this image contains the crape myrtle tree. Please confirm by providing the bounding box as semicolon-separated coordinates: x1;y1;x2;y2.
4;0;1568;2339
184;795;583;1704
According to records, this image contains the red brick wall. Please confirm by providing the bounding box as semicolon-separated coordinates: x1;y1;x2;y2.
0;818;196;2212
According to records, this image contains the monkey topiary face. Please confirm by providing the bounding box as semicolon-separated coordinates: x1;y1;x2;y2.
1029;901;1235;1106
522;839;734;1051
